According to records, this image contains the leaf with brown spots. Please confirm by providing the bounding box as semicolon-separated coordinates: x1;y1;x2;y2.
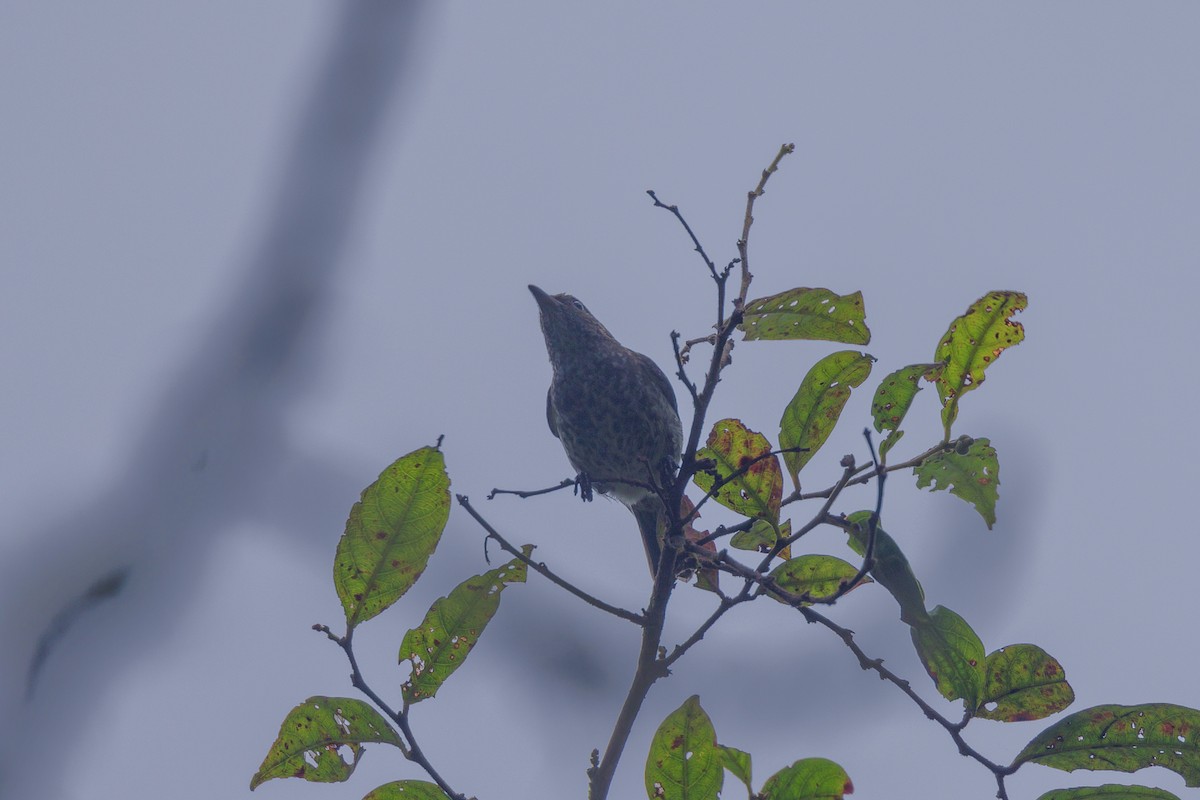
694;418;783;522
759;757;853;800
250;696;401;790
910;605;986;710
779;351;875;487
914;437;999;529
741;287;870;344
1015;704;1200;787
399;547;530;704
976;644;1074;722
645;695;722;800
1035;785;1182;800
764;554;866;605
361;781;451;799
335;445;451;629
730;518;792;561
870;362;943;460
934;291;1027;439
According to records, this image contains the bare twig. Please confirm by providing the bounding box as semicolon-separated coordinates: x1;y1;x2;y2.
736;143;795;305
456;494;645;625
314;626;468;800
488;478;576;500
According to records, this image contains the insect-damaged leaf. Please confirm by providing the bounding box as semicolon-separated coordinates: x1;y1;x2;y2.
934;291;1026;439
765;555;865;605
645;695;722;800
914;437;999;529
870;362;943;460
759;757;854;800
694;418;783;522
976;644;1074;722
741;287;870;345
335;445;450;628
400;548;530;704
250;696;401;789
910;605;986;710
779;351;874;487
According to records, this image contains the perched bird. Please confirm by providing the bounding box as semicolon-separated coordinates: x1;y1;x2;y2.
529;285;683;575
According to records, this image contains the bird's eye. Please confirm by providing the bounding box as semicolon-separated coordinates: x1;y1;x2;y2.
571;299;587;312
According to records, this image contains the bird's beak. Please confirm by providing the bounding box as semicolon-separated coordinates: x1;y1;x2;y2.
528;284;551;309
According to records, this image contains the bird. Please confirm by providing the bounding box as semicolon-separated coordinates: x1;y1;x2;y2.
529;285;683;576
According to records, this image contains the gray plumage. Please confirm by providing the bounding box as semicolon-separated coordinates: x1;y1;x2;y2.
529;285;683;574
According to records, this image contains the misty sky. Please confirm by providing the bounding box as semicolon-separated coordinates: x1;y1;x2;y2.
2;4;1199;799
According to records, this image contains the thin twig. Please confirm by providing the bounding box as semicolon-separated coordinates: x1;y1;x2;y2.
456;494;645;625
736;143;795;306
670;330;699;402
663;582;754;667
488;478;576;500
314;626;468;800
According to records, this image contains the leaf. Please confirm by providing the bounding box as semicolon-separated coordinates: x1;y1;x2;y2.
335;446;451;628
765;555;865;605
742;287;870;344
645;695;723;800
844;511;927;626
870;363;943;460
1036;786;1182;800
400;549;530;704
731;519;792;561
362;781;451;799
250;697;402;789
910;606;986;710
914;437;999;528
934;290;1027;438
779;351;875;486
759;757;854;800
1015;704;1200;787
977;644;1075;722
681;495;720;593
717;745;753;798
693;418;783;522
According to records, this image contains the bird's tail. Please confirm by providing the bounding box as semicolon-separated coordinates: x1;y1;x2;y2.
632;499;664;577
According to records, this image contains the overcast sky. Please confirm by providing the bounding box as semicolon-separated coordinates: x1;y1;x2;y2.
2;4;1199;800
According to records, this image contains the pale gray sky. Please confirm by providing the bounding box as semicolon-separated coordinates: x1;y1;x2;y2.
2;4;1199;799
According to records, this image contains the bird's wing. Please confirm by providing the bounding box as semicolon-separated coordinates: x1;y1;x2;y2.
546;387;560;439
634;352;679;415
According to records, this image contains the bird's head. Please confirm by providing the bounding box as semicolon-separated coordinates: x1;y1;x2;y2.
528;285;617;362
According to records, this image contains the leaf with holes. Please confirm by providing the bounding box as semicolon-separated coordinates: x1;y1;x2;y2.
845;511;927;626
335;445;450;629
871;362;943;460
934;291;1026;438
250;697;401;789
1036;786;1182;800
362;781;451;799
977;644;1074;722
779;351;874;486
910;606;986;710
759;758;854;800
741;287;870;344
1015;704;1200;787
400;548;530;704
731;518;791;561
765;555;865;605
914;437;999;528
645;695;722;800
694;418;783;522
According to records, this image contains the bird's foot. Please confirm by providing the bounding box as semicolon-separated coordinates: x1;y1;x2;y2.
575;472;595;502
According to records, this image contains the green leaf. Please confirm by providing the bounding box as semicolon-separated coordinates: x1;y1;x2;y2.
1035;786;1181;800
779;351;874;486
759;757;853;800
1015;704;1200;787
645;695;723;800
934;290;1027;438
730;518;791;556
250;697;402;790
910;606;986;710
844;511;927;626
400;549;530;704
741;287;870;344
977;644;1075;722
693;418;783;522
335;446;451;628
870;363;943;460
362;781;451;799
717;745;753;798
765;555;865;605
914;437;999;528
